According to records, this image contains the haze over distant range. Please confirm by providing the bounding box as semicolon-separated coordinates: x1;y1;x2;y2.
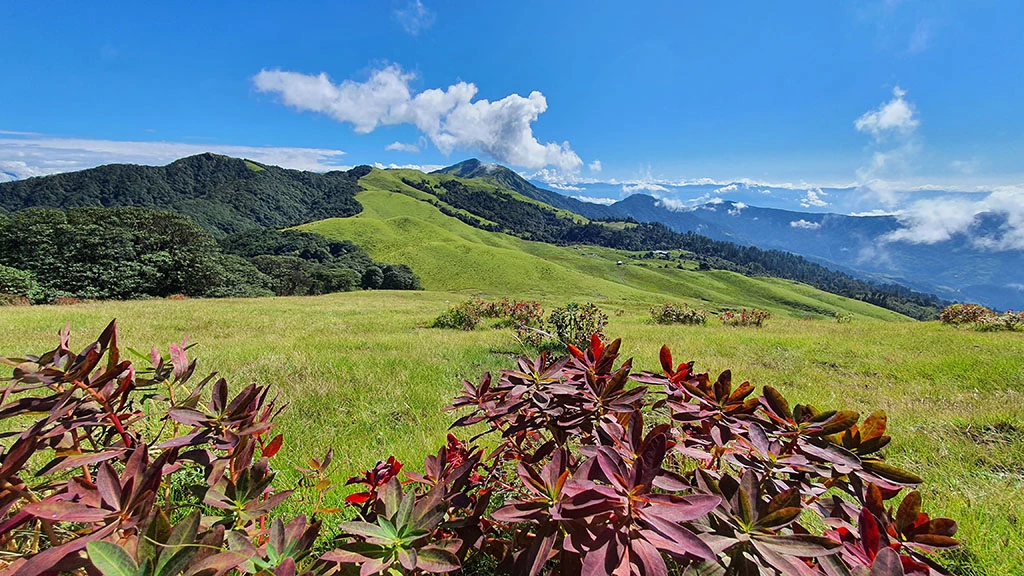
1;1;1021;307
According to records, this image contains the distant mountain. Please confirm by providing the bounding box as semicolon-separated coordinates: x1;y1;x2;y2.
609;197;1024;310
0;153;366;236
433;159;619;219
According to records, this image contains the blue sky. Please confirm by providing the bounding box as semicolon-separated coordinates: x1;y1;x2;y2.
1;0;1023;228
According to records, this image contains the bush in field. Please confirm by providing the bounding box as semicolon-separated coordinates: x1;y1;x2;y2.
650;302;710;325
834;311;854;324
940;303;1023;332
432;299;483;330
0;323;962;576
973;310;1024;332
0;264;43;302
720;308;772;327
939;303;993;326
0;293;30;306
548;301;608;348
504;299;546;346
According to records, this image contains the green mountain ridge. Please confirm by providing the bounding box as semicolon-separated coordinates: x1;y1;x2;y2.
0;154;941;318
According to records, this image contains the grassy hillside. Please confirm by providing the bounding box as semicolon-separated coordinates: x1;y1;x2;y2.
299;169;906;320
0;292;1020;574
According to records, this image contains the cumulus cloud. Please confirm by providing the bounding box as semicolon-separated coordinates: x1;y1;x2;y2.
588;160;602;172
855;87;919;141
715;183;739;194
884;186;1024;250
385;141;421;153
728;202;747;216
800;188;829;208
549;182;584;192
655;198;690;212
790;219;822;230
573;195;616;205
394;0;435;35
0;132;348;179
253;65;583;174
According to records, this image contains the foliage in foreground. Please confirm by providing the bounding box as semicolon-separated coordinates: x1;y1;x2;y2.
0;322;961;575
939;303;1023;332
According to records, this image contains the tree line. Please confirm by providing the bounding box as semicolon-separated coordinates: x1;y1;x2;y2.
0;207;419;303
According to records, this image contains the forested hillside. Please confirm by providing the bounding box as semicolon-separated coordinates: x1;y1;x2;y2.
0;153;367;236
0;207;419;302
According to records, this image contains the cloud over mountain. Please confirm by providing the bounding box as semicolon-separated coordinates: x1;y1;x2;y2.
253;65;583;174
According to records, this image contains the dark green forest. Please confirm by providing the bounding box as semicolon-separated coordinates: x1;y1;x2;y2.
402;177;943;319
0;207;419;302
0;153;368;236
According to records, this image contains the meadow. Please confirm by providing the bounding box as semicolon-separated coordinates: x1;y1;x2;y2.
0;291;1021;574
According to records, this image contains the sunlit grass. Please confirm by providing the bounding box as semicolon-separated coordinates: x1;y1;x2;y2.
0;291;1021;573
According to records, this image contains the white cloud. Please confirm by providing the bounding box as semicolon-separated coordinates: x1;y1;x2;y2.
394;0;435;35
385;141;421;153
622;181;669;194
800;188;829;208
728;202;747;216
253;65;583;174
372;161;445;172
0;133;348;179
655;198;690;212
849;209;895;217
573;195;616;205
549;182;584;192
790;219;822;230
588;160;602;172
884;186;1024;250
855;86;919;140
715;183;739;194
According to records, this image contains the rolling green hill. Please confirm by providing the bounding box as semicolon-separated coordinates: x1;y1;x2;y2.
299;169;906;320
0;153;366;236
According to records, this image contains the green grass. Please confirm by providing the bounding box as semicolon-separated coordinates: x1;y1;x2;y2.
297;169;906;321
0;292;1021;574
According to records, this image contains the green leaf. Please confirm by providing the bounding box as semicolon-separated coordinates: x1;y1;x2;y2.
863;460;924;485
159;510;200;569
88;541;140;576
416;545;461;573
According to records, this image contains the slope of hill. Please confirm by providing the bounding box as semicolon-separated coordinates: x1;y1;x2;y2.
0;153;365;236
298;168;907;321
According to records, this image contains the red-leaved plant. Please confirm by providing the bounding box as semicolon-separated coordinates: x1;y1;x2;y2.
0;324;959;575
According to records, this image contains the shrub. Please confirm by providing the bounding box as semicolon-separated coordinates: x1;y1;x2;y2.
720;308;772;327
834;311;854;323
939;303;993;325
0;263;42;302
973;310;1024;332
52;296;81;305
548;301;608;347
432;299;483;330
166;293;188;300
0;293;30;306
0;324;962;576
504;299;546;346
651;302;709;325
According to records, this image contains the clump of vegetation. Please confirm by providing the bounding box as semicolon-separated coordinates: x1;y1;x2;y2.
650;301;710;325
720;308;772;327
0;323;961;576
939;303;994;326
431;299;483;330
939;303;1023;332
548;301;608;348
973;310;1024;332
834;311;854;323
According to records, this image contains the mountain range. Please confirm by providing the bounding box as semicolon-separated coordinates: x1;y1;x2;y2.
0;154;978;317
436;159;1022;310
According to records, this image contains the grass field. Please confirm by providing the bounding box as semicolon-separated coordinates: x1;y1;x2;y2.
0;291;1021;574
